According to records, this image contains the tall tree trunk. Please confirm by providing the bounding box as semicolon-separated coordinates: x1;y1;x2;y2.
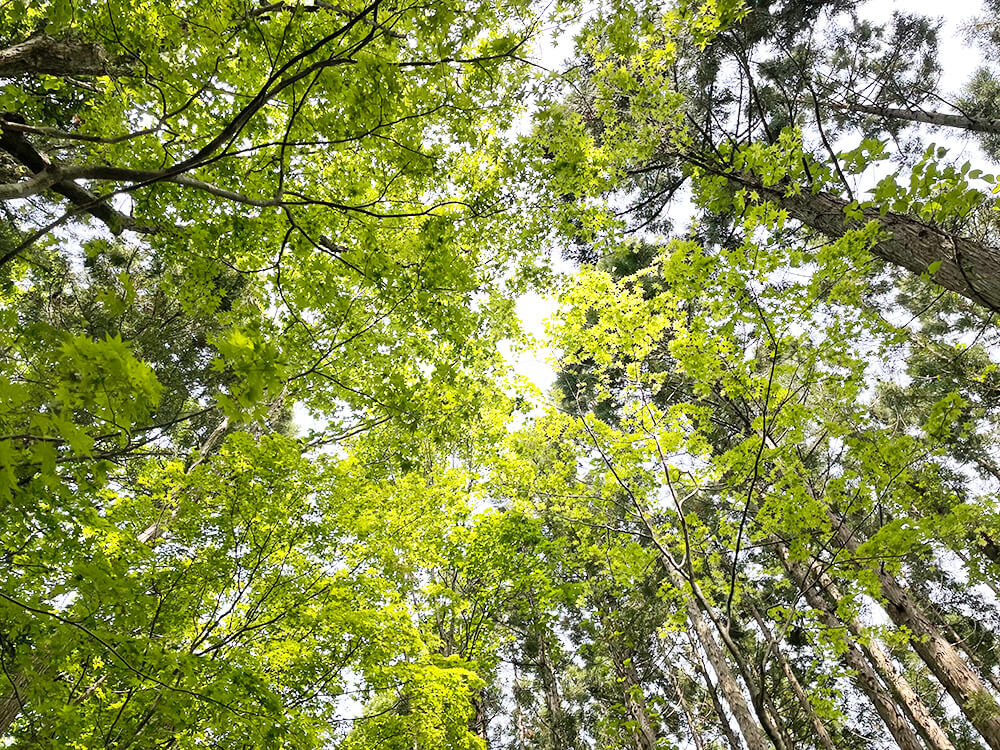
831;515;1000;750
607;641;659;750
513;669;528;750
746;601;838;750
684;630;746;750
782;540;958;750
867;637;958;750
914;579;1000;694
666;661;708;750
536;633;570;750
0;652;58;737
626;489;781;750
721;171;1000;312
678;580;772;750
753;432;959;750
779;550;926;750
0;35;113;78
469;687;489;746
829;100;1000;135
0;668;28;735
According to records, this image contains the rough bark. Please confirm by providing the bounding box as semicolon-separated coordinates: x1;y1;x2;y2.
680;584;772;750
0;654;52;736
729;173;1000;312
469;687;489;745
0;672;27;735
832;516;1000;750
747;602;837;750
918;585;1000;695
787;544;958;750
865;638;957;750
780;552;925;750
753;433;959;750
685;629;746;750
831;100;1000;136
607;641;659;750
0;35;113;78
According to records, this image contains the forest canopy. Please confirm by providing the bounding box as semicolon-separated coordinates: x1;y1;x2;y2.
2;0;1000;748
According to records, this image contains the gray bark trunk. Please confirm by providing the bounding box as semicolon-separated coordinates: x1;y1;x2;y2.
747;602;838;750
832;516;1000;750
0;35;112;78
865;637;957;750
628;490;781;750
781;532;956;750
685;630;744;750
678;579;772;750
780;551;926;750
920;588;1000;695
732;173;1000;312
832;100;1000;136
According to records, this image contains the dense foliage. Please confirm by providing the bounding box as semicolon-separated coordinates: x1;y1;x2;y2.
3;0;1000;748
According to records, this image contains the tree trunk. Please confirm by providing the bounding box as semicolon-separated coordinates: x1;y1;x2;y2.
915;581;1000;695
728;172;1000;312
865;637;957;750
679;583;772;750
0;653;53;736
0;672;27;735
685;629;746;750
0;35;112;78
747;601;838;750
0;121;146;236
469;687;489;746
785;542;958;750
780;551;926;750
666;663;708;750
830;100;1000;136
536;634;570;750
629;491;781;750
755;433;959;750
608;641;659;750
831;515;1000;750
